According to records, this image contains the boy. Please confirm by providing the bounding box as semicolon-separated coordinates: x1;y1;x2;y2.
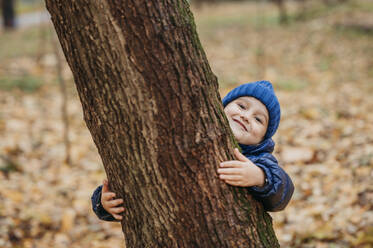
91;80;294;221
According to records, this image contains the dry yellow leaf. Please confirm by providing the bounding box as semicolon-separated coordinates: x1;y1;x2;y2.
300;107;320;120
2;189;23;203
61;209;76;232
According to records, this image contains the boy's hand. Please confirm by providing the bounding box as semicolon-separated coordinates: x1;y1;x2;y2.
217;148;266;187
101;179;125;220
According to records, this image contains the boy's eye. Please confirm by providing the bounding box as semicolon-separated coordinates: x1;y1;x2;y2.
238;103;245;110
255;117;263;124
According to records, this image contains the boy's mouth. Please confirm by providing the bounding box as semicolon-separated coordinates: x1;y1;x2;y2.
233;119;248;131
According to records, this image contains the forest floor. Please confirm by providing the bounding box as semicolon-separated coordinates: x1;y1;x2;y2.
0;0;372;247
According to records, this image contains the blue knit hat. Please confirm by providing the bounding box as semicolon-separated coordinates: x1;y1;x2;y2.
222;80;281;139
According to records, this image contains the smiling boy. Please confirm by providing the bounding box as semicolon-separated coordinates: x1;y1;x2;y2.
91;80;294;221
218;96;271;188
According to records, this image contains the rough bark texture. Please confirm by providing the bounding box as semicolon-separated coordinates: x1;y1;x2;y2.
45;0;279;247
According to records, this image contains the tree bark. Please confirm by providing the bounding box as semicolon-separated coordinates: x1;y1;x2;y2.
45;0;279;247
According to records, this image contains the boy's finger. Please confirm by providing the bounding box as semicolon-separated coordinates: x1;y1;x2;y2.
220;161;243;168
110;207;125;214
217;168;241;175
112;214;123;220
102;192;116;200
234;148;250;162
107;198;124;207
102;179;109;192
219;174;241;181
224;180;243;187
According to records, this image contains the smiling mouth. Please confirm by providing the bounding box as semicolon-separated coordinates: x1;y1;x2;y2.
233;119;248;131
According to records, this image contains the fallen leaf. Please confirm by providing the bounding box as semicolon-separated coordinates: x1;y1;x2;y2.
281;146;315;164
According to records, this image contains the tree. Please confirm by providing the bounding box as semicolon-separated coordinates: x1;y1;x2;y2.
2;0;16;29
272;0;288;24
45;0;279;247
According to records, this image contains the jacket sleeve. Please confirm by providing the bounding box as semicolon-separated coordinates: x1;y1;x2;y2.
248;153;294;212
91;185;117;222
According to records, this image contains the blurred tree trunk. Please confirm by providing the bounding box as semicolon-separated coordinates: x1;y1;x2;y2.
2;0;16;29
45;0;279;247
273;0;288;24
296;0;307;20
323;0;348;6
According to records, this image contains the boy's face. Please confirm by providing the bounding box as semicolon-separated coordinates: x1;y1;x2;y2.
224;96;269;145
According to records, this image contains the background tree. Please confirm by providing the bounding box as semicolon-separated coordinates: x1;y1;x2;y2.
2;0;16;29
272;0;288;24
45;0;279;247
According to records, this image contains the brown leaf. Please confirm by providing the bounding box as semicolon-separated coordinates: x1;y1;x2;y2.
281;146;315;164
61;209;76;232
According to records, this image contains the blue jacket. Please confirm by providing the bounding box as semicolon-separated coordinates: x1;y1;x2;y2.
91;138;294;221
91;184;116;221
240;138;294;212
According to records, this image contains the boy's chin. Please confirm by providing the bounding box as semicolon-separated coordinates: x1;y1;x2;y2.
232;130;259;145
235;136;254;146
235;135;262;146
239;141;256;146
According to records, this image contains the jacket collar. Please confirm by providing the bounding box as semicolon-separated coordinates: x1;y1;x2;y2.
239;138;275;157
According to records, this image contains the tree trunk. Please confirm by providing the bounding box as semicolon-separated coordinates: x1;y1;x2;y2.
2;0;16;29
273;0;288;24
45;0;279;247
295;0;308;21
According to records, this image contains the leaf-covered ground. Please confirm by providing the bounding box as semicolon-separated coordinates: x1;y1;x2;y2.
0;1;372;247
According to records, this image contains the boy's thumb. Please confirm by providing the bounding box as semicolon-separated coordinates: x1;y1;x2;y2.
102;179;108;192
234;148;250;162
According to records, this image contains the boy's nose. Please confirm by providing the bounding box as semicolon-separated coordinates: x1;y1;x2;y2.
241;114;250;123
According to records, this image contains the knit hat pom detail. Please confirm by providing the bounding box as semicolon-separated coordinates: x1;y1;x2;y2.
258;80;273;90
